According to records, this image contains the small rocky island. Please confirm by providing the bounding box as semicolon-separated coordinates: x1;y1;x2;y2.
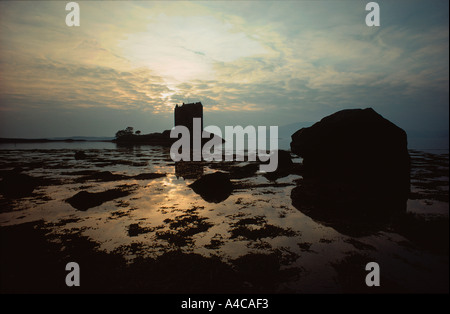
113;102;206;146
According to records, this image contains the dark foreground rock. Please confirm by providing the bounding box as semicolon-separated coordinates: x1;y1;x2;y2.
73;171;166;183
0;220;301;293
0;168;57;198
189;172;233;203
0;170;40;198
66;188;133;211
290;108;410;235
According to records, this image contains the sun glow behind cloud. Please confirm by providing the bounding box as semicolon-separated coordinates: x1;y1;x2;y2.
119;14;270;85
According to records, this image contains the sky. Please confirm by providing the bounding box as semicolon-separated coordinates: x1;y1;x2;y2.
0;0;448;145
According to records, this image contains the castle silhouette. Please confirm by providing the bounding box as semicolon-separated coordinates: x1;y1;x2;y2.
174;102;203;134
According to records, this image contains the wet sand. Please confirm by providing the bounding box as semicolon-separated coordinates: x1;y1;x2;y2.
0;145;448;293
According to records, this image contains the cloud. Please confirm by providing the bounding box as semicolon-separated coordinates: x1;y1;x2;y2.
0;58;171;113
0;0;448;138
118;13;270;84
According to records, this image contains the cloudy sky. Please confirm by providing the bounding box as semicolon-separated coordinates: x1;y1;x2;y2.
0;0;448;143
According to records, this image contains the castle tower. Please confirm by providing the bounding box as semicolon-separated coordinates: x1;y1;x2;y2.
174;102;203;133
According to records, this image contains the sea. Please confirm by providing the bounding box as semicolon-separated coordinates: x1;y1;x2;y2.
0;138;448;293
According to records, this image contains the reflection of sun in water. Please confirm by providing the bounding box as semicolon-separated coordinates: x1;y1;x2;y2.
153;174;194;208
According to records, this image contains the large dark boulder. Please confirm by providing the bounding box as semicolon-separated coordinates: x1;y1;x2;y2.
290;108;410;235
0;169;40;198
291;108;410;197
189;172;233;203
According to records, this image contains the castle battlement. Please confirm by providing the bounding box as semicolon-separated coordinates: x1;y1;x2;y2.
174;102;203;133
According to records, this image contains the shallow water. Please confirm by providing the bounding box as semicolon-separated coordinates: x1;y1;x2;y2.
0;143;448;293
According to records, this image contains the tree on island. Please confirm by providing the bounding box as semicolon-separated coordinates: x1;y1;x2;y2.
113;126;175;145
115;126;134;139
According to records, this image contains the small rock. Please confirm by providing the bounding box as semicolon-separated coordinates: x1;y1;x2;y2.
66;188;131;211
189;172;233;203
0;171;39;198
263;150;299;181
74;151;87;160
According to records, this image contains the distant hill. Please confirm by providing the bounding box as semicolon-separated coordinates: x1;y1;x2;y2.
0;136;114;143
278;122;314;139
49;136;114;141
278;122;449;150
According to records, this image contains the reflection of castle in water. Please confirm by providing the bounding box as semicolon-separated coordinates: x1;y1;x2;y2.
175;161;204;180
174;102;205;180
